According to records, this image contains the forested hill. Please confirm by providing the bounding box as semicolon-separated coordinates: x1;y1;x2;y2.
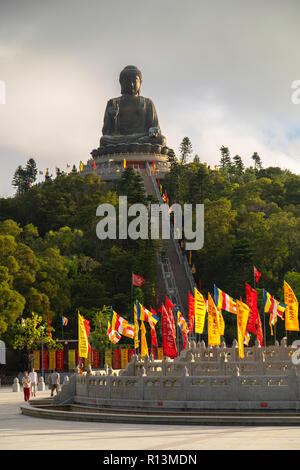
0;169;159;346
0;155;299;347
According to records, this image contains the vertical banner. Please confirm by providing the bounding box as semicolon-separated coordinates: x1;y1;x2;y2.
104;349;112;367
42;351;48;371
121;348;128;368
78;312;90;359
236;300;250;359
68;350;76;371
188;292;195;334
33;350;40;370
216;307;225;336
112;349;120;369
134;304;139;349
56;350;64;371
159;303;177;358
245;283;259;333
49;350;56;371
157;347;163;360
128;348;136;362
92;350;100;369
284;281;299;331
194;288;206;334
207;293;221;346
140;321;149;358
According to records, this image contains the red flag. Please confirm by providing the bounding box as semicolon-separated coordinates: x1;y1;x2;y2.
93;160;97;170
245;283;259;334
256;312;264;347
165;296;176;336
112;349;120;369
83;317;91;354
159;303;177;358
188;291;195;334
150;308;158;347
254;266;261;283
132;273;145;287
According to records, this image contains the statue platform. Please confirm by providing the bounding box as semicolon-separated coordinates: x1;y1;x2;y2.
81;152;170;181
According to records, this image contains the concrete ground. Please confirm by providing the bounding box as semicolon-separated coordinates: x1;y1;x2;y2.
1;386;300;450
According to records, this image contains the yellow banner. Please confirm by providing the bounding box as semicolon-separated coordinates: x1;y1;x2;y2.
216;307;225;336
194;288;206;334
78;312;89;358
134;304;139;349
208;293;221;346
68;350;76;371
49;350;56;370
121;349;128;369
140;321;148;358
105;349;112;367
236;300;250;359
33;350;40;370
157;347;163;360
284;281;299;331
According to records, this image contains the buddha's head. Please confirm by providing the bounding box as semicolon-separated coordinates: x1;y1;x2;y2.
119;65;142;96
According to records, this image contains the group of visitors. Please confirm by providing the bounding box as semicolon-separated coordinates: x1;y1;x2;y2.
21;368;60;401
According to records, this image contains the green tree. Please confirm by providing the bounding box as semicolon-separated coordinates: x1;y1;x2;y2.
179;137;193;164
252;152;263;171
219;146;232;171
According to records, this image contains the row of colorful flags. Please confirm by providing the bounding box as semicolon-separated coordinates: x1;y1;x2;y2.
20;269;299;363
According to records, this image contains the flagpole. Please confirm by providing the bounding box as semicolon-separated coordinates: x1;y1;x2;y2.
131;272;134;323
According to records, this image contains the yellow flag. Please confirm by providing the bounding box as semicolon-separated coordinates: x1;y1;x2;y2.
104;349;112;367
33;350;40;370
216;307;225;336
49;350;56;370
123;158;127;168
236;300;250;359
284;281;299;331
121;348;128;368
207;293;221;346
68;350;75;371
194;288;206;334
140;320;148;358
157;347;163;360
79;161;83;172
134;304;139;349
78;312;89;358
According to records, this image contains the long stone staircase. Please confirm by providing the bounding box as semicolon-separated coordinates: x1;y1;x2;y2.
140;164;195;320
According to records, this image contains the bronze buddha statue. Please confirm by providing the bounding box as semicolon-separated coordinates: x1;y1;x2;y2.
97;65;169;155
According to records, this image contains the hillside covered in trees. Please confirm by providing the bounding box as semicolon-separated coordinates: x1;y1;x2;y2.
0;144;299;348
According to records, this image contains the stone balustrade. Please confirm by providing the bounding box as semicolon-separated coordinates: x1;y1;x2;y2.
52;339;300;410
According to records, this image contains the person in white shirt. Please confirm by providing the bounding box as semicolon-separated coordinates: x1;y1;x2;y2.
29;367;38;397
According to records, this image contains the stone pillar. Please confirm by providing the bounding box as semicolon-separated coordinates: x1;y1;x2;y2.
38;376;45;391
231;366;240;401
12;377;20;392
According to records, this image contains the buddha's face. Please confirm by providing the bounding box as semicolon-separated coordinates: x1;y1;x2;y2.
120;73;141;96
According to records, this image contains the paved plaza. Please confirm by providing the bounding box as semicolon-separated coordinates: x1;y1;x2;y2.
1;386;300;450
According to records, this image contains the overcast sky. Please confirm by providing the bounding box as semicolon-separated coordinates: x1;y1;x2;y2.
1;0;300;197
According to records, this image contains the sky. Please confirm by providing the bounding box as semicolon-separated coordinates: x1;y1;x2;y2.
1;0;300;197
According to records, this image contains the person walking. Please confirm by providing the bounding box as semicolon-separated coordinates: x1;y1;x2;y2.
22;371;31;402
47;370;53;390
50;369;60;397
29;367;38;397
